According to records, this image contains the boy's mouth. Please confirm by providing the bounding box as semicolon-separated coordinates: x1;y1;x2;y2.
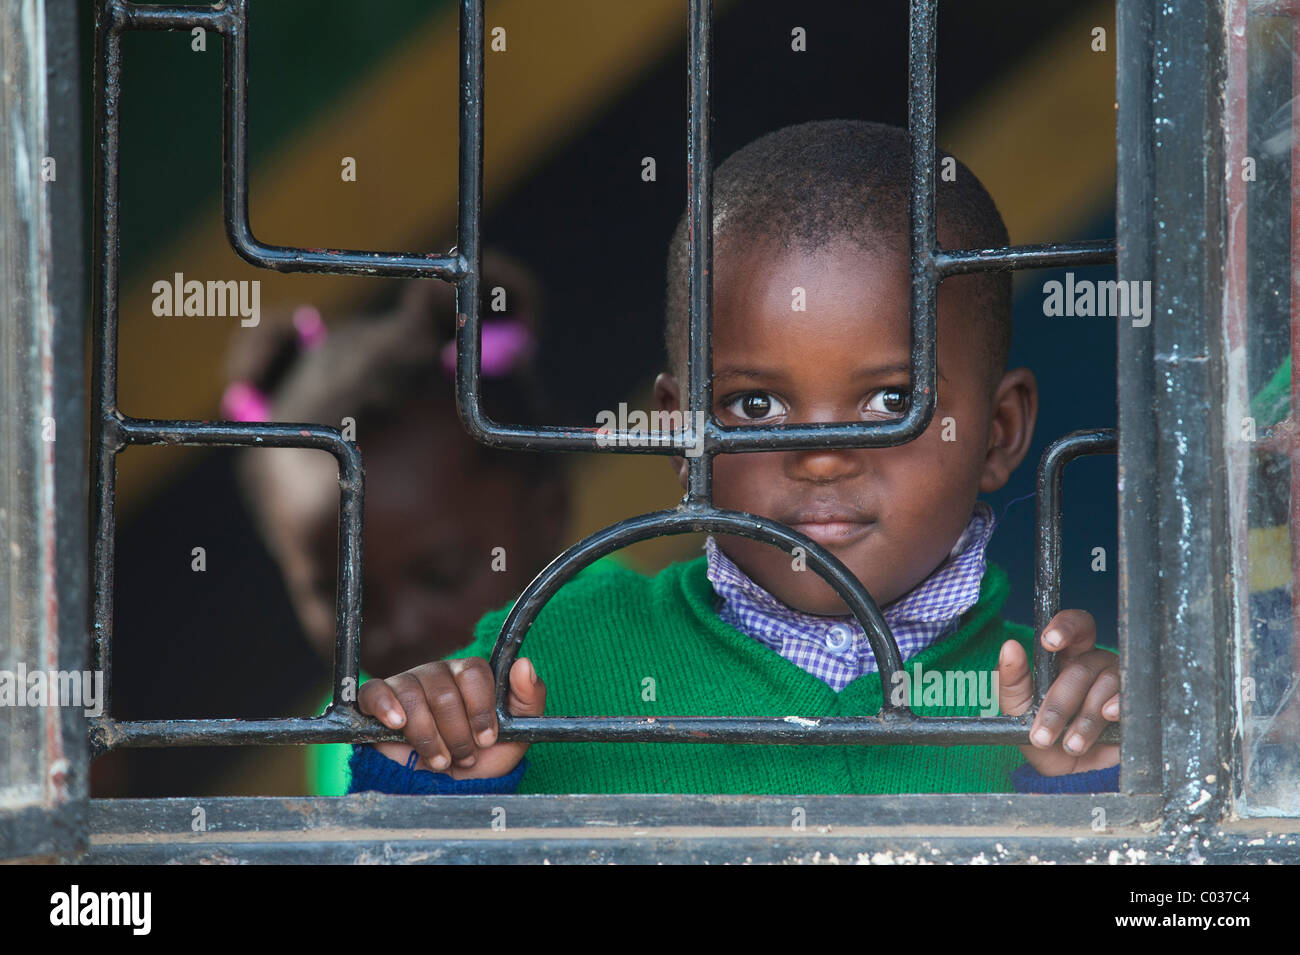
782;505;877;548
787;520;875;548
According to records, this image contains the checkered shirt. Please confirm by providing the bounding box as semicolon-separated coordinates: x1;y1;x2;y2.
704;501;996;692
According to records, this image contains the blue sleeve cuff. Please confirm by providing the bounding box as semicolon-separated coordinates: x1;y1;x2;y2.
346;744;527;795
1011;761;1119;794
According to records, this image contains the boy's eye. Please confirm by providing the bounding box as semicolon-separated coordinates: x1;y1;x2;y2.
725;392;787;421
864;387;911;416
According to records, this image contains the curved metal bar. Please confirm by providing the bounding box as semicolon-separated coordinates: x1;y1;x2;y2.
1034;428;1119;705
458;0;937;457
117;417;368;723
218;0;462;279
489;508;908;742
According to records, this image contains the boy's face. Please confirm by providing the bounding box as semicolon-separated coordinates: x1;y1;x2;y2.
655;237;1036;615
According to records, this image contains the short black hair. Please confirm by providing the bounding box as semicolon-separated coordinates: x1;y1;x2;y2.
664;119;1012;391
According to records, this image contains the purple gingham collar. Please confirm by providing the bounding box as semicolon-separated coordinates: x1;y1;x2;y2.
703;501;997;684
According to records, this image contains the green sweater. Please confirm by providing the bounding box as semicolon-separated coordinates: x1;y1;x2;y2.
445;555;1035;794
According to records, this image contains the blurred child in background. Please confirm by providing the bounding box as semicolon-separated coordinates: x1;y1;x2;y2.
225;251;571;792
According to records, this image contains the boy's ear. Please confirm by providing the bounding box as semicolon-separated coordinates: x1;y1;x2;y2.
653;372;690;490
979;367;1038;494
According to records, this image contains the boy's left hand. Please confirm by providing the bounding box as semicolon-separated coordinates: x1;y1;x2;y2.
997;610;1119;776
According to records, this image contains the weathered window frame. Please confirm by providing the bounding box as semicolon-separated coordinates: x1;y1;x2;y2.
2;0;1297;863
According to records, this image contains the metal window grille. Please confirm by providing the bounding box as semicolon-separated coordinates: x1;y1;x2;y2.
87;0;1118;756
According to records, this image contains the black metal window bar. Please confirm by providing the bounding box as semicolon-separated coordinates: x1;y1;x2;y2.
89;0;1121;758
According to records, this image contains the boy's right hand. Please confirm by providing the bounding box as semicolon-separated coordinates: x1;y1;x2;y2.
357;657;546;779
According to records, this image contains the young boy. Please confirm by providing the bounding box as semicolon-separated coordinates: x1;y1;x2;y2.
348;120;1121;795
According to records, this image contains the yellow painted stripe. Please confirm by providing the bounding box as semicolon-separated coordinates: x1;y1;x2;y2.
943;0;1116;245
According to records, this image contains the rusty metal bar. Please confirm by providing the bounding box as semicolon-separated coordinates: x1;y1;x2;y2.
1034;429;1120;704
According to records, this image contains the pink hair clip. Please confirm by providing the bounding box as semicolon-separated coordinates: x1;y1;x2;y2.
440;317;535;378
221;380;271;422
293;304;327;349
221;304;326;421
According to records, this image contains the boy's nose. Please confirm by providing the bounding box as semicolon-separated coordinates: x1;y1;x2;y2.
779;403;872;482
784;444;865;483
